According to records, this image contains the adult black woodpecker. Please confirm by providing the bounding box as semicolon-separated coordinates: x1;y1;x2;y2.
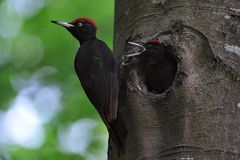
51;18;126;154
143;39;177;93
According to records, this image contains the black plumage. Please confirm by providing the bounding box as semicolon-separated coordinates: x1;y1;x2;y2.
74;39;118;121
51;18;126;154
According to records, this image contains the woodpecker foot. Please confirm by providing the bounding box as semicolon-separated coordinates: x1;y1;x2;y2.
121;42;146;66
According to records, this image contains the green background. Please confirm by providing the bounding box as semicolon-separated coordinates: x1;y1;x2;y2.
0;0;114;159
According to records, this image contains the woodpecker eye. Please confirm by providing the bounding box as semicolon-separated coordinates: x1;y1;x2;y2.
78;23;83;27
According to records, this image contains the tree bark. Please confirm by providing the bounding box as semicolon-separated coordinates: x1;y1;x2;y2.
110;0;240;159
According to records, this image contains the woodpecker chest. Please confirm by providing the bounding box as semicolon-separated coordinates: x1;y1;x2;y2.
74;49;104;79
74;50;90;72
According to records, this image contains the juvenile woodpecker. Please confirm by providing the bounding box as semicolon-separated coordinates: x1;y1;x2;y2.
143;40;177;93
51;18;126;153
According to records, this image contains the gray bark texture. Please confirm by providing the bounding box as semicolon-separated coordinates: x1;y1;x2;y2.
109;0;240;160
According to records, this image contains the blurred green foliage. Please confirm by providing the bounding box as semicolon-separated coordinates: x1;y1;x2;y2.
0;0;114;160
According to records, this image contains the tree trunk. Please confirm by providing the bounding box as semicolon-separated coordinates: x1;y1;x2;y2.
109;0;240;159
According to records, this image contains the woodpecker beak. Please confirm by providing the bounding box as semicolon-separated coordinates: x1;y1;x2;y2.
51;20;74;28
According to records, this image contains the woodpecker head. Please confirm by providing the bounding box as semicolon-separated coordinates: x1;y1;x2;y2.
51;18;97;44
145;39;161;46
147;39;160;43
144;39;166;51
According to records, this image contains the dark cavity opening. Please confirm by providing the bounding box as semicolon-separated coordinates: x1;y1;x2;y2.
142;43;177;94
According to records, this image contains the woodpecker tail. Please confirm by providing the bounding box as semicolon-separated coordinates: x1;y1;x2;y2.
108;116;127;157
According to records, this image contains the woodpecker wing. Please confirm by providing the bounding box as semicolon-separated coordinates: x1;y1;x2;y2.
74;39;118;122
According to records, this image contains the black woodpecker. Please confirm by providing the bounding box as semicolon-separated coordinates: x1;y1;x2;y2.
51;18;126;154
